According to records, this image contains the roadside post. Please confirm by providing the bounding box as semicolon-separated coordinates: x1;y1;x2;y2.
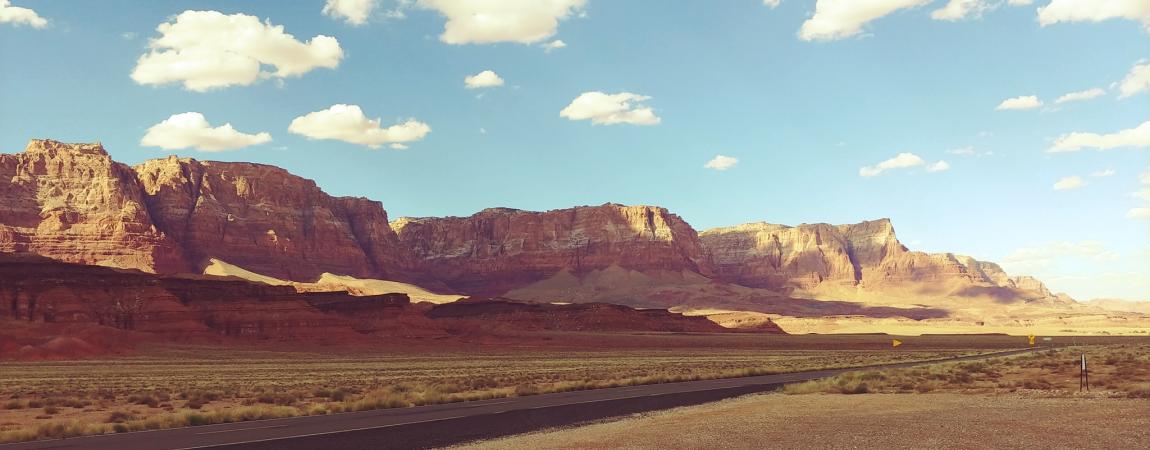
1079;353;1089;392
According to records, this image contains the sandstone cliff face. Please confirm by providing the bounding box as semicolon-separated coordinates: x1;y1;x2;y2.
391;204;712;294
0;140;186;272
699;219;905;289
0;140;1065;308
133;156;407;281
700;219;1061;301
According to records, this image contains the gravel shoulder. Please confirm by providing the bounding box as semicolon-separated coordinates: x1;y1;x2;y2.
454;393;1150;449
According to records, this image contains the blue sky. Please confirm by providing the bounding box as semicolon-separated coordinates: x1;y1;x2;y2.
1;0;1147;300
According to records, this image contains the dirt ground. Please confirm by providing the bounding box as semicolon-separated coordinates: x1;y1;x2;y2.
456;393;1150;449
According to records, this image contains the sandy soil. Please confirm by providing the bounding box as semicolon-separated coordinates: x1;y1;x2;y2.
455;393;1150;449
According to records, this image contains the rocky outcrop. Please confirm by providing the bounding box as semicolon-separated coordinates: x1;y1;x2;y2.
699;219;1064;302
0;139;1066;309
391;204;712;293
0;140;186;272
133;156;409;281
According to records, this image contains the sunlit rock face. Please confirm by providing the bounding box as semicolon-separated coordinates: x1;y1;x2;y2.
391;204;713;294
0;140;1064;307
134;155;408;282
0;140;186;272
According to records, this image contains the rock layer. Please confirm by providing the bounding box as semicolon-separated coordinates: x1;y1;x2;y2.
699;220;1063;302
134;156;407;281
391;205;712;293
0;140;1066;308
0;140;186;272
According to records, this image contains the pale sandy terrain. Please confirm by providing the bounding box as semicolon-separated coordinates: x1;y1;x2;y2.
202;258;463;304
455;393;1150;450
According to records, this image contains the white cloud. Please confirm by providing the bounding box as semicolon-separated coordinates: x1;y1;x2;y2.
560;91;661;126
926;160;951;172
0;0;46;28
859;152;924;177
121;32;138;40
1007;0;1033;5
1055;87;1105;104
1048;119;1150;153
131;10;343;92
1118;62;1150;99
763;0;781;8
418;0;586;44
995;95;1042;110
931;0;995;21
1092;169;1116;177
140;112;271;152
1129;167;1150;219
1004;241;1120;267
324;0;377;26
946;146;995;157
541;39;567;52
704;155;739;171
464;70;505;89
1053;175;1087;190
288;104;431;148
1038;0;1150;30
390;143;409;150
798;0;929;42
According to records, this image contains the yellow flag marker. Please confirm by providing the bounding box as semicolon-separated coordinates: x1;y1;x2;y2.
1028;334;1036;346
892;339;902;348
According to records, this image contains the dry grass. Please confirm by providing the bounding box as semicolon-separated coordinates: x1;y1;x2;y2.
0;347;979;444
783;344;1150;397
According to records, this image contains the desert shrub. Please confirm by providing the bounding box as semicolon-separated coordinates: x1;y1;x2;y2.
126;394;158;408
42;406;59;415
106;411;135;423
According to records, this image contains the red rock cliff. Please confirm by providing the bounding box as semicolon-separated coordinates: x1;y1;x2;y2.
133;155;408;281
391;205;713;294
0;140;186;272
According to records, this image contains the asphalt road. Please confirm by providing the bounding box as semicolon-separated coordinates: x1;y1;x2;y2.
1;348;1036;450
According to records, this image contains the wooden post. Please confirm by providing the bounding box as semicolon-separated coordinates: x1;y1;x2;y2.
1079;353;1089;392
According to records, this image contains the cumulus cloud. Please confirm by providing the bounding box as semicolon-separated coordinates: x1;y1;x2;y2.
418;0;586;44
323;0;377;26
1055;87;1105;104
1004;241;1120;268
926;160;951;172
798;0;929;42
288;104;431;148
859;152;925;177
996;95;1042;110
763;0;781;8
1007;0;1033;5
931;0;995;21
0;0;46;28
131;10;343;92
560;92;661;126
1092;169;1116;177
1048;119;1150;153
1118;62;1150;99
541;39;567;52
1053;175;1086;190
704;155;739;171
464;70;505;89
141;112;271;152
1038;0;1150;30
